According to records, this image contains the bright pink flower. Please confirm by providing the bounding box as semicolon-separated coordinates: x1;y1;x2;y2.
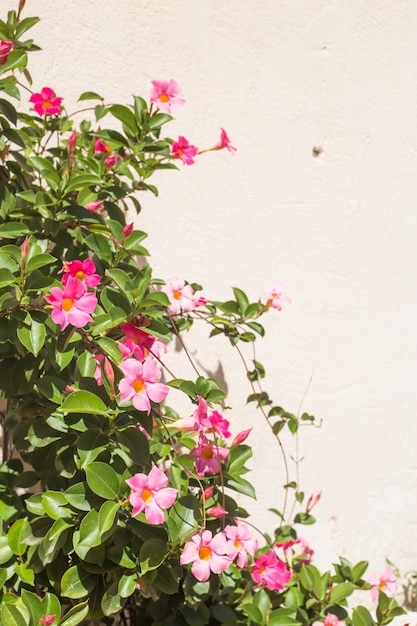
29;87;63;116
224;521;258;568
368;566;397;602
45;276;97;330
170;395;206;432
313;614;346;626
104;154;121;168
276;538;314;565
180;530;234;582
217;128;236;153
189;436;229;477
150;79;185;113
94;137;112;153
61;258;101;288
39;616;56;626
171;136;198;165
120;323;156;361
162;278;197;315
126;465;177;524
262;284;291;311
84;200;104;212
118;356;169;414
251;550;291;590
202;410;231;438
0;40;14;65
206;506;228;518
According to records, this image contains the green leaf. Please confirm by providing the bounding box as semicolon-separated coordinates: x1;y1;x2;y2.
241;604;263;623
61;565;97;599
96;336;123;364
330;582;355;603
109;104;139;136
0;267;17;287
58;601;89;626
352;560;369;582
21;589;43;626
148;113;173;129
232;286;250;314
116;428;149;466
65;174;103;193
26;253;56;273
60;390;108;415
352;606;375;626
85;462;120;500
41;491;70;520
78;91;104;101
77;428;109;466
118;571;138;598
36;376;66;404
167;495;199;543
0;603;27;626
17;314;46;357
7;517;30;555
139;538;169;573
98;500;120;536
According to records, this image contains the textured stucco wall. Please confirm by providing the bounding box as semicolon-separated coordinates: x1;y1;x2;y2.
25;0;417;578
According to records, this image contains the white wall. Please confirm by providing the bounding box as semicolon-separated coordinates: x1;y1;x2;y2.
26;0;417;579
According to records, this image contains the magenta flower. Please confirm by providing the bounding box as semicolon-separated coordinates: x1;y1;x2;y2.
189;435;229;477
29;87;63;116
276;537;314;566
44;276;97;330
84;200;104;212
171;136;198;165
94;137;112;154
262;284;291;311
150;78;185;113
217;128;236;153
126;465;177;525
118;356;169;414
313;614;346;626
251;550;292;590
61;259;101;288
368;565;397;602
224;521;258;567
180;530;234;582
0;40;14;65
120;322;156;361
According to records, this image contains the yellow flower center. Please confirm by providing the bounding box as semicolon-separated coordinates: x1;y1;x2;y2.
234;539;242;549
75;270;85;280
198;546;212;560
158;93;170;103
42;100;52;109
379;581;386;590
141;488;153;503
133;379;145;394
173;290;182;300
62;298;73;312
202;448;214;460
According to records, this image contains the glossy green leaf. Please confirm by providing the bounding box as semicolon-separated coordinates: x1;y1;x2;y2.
60;390;108;415
61;565;96;599
139;538;169;574
7;517;30;555
85;462;120;500
0;603;27;626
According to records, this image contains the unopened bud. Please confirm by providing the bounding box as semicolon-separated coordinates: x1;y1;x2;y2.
103;357;115;398
203;486;214;500
21;235;29;271
122;222;134;241
306;491;322;514
206;506;228;518
231;428;252;446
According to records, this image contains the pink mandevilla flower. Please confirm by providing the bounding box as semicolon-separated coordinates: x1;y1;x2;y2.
313;614;346;626
84;200;104;212
118;356;169;414
251;549;292;591
368;565;397;602
61;258;101;288
180;530;234;582
162;278;196;315
94;137;112;153
217;128;236;152
262;284;291;311
44;276;97;330
29;87;63;116
276;537;314;565
126;465;177;525
224;521;258;567
0;40;14;65
120;322;156;361
189;435;229;477
150;78;185;113
171;136;198;165
104;154;121;168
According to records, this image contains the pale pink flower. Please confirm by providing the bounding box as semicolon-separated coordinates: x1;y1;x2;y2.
84;200;104;212
39;616;56;626
180;530;234;582
29;87;63;116
189;435;229;477
61;259;101;288
0;40;14;65
150;78;185;113
126;465;177;524
45;276;97;330
224;521;258;568
251;550;291;590
171;136;198;165
162;278;196;315
217;128;236;153
262;284;291;311
368;565;397;602
118;356;169;414
313;614;346;626
276;537;314;565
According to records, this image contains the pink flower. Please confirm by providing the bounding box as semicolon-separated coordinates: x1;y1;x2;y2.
217;128;236;153
162;278;197;315
92;353;104;386
120;322;156;361
224;521;258;567
276;538;314;565
61;259;101;288
150;79;185;113
84;200;104;212
44;276;97;330
0;40;14;65
180;530;234;582
313;614;346;626
118;356;169;414
39;616;56;626
189;435;229;477
251;550;291;591
104;154;121;168
29;87;63;116
262;284;291;311
202;410;231;438
94;137;112;154
171;136;198;165
368;566;397;602
126;465;177;525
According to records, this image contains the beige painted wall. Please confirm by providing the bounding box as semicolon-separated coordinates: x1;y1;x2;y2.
23;0;417;578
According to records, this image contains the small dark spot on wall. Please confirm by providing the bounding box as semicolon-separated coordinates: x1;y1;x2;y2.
312;146;323;158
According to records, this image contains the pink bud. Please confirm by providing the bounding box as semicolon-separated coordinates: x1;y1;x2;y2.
206;506;228;518
203;486;214;500
39;615;56;625
84;200;103;212
122;222;134;241
104;154;121;168
103;357;115;397
306;491;322;514
65;385;76;394
0;41;14;66
231;428;252;446
21;236;29;269
68;130;76;153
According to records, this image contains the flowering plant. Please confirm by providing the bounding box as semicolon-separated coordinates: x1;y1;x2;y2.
0;4;407;626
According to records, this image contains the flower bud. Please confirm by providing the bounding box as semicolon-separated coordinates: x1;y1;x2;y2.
21;235;29;271
231;428;252;446
122;222;134;241
206;506;228;518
